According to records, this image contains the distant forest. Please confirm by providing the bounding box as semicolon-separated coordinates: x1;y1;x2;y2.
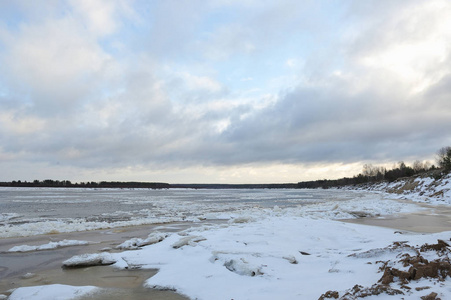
2;147;450;190
298;146;451;189
0;180;171;189
0;179;298;189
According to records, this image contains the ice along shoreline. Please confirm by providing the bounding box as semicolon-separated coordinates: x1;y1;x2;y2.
1;187;451;299
0;221;205;299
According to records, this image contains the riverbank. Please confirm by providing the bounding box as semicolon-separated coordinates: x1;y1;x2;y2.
1;189;450;299
344;201;451;233
0;222;208;299
3;210;451;299
102;209;451;299
343;172;451;206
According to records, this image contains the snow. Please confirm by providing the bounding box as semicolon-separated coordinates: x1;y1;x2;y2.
115;232;168;250
0;189;423;238
284;192;423;219
0;217;181;239
8;284;99;300
8;239;91;252
104;216;451;299
0;213;19;222
62;253;116;268
5;187;451;299
347;173;451;205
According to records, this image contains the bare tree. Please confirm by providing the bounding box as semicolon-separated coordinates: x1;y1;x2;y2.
437;146;451;170
413;160;424;173
362;164;385;180
362;164;372;177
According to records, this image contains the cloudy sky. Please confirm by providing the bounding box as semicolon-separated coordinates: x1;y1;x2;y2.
1;0;451;184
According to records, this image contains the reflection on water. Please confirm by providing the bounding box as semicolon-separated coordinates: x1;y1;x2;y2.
345;207;451;233
85;288;188;300
0;221;212;299
9;266;188;300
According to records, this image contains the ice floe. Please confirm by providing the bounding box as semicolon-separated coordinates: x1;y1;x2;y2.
7;239;91;252
62;253;116;268
8;284;99;300
116;232;168;250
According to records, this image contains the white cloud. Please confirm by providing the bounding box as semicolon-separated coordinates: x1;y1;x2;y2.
201;24;256;60
1;1;451;182
0;111;46;135
349;0;451;94
1;18;110;111
69;0;137;36
180;72;224;93
69;0;118;36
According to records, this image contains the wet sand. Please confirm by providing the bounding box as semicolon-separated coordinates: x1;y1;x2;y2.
344;202;451;233
0;221;211;299
4;267;188;300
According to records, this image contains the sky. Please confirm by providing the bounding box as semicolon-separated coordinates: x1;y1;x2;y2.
1;0;451;184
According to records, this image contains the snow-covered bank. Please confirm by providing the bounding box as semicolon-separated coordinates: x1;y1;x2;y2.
4;189;451;300
10;216;450;300
113;217;451;299
345;173;451;205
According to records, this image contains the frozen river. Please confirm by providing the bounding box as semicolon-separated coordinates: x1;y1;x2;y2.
0;187;419;238
1;187;443;300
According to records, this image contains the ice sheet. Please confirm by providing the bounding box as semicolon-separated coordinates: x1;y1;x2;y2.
0;189;425;238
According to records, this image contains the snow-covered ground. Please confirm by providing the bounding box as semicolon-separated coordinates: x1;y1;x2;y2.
3;187;451;300
347;172;451;205
7;215;451;300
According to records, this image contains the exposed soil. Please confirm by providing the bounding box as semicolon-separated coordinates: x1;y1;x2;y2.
318;239;451;300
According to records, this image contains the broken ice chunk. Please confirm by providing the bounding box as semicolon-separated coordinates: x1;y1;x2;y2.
62;253;116;268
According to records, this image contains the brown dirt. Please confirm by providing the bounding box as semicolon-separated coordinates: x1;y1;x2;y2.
420;239;450;254
318;239;451;300
318;290;339;299
319;284;404;300
421;292;440;300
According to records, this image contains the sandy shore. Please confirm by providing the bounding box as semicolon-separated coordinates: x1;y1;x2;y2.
0;222;204;299
345;201;451;233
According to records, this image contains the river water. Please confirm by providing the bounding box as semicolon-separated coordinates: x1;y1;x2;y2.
0;187;434;299
0;187;361;238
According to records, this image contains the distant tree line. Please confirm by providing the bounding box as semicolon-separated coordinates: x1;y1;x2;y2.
0;180;171;189
170;183;299;189
298;146;451;189
2;147;451;190
0;180;298;189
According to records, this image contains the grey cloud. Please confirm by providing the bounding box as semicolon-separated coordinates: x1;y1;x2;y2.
0;22;111;117
214;76;451;165
2;0;451;182
424;74;451;109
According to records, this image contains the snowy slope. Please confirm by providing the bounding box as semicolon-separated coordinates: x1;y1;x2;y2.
346;172;451;205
